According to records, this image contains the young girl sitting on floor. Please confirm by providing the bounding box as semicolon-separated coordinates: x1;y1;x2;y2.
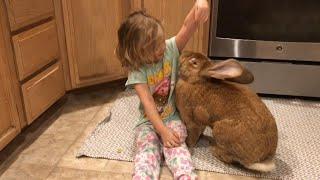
116;1;209;179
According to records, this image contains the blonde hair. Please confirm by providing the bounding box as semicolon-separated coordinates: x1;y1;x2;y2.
116;11;164;71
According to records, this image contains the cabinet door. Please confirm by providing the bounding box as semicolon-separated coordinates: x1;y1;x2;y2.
62;0;127;88
144;0;209;53
0;18;21;151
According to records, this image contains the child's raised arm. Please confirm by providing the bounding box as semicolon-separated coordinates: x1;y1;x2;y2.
176;0;209;52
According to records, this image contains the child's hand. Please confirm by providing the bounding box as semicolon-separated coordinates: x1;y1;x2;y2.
195;0;209;23
160;127;181;148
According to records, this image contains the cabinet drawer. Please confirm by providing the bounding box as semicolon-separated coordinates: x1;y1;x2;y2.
5;0;54;30
13;21;59;81
22;62;65;124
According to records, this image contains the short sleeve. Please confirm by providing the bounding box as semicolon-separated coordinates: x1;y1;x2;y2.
125;68;148;88
165;36;180;60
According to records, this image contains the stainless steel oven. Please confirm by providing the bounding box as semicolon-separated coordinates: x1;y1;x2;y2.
209;0;320;62
208;0;320;97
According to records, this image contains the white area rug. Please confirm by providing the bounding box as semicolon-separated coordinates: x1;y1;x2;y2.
77;91;320;180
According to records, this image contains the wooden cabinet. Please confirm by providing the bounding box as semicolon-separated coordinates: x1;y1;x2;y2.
0;9;21;150
62;0;127;88
1;0;65;129
143;0;210;54
5;0;55;31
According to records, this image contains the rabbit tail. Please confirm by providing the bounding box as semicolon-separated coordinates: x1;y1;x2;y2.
244;159;276;172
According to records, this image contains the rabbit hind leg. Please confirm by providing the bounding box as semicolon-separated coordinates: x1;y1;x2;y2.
212;145;235;164
212;118;244;164
213;118;258;166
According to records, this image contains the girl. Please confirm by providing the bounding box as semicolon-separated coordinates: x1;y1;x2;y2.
116;1;209;179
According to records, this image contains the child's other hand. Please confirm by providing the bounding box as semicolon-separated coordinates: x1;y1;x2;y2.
160;127;181;148
195;0;209;23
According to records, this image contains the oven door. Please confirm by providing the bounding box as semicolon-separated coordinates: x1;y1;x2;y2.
208;0;320;62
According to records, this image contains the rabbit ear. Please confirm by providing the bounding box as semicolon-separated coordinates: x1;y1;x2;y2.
206;59;243;80
206;59;254;84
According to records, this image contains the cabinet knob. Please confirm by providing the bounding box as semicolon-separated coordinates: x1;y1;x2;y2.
276;45;283;51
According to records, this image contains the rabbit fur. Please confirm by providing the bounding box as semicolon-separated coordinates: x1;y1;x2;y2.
175;51;278;172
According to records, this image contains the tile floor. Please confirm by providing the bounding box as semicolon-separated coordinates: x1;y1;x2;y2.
0;81;266;180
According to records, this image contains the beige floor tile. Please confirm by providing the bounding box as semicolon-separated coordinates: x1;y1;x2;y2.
102;172;132;180
205;171;262;180
46;167;98;180
104;160;134;174
55;104;112;171
40;119;88;142
0;163;53;180
41;107;101;141
12;134;74;166
57;139;108;171
46;167;131;180
197;170;208;180
160;166;172;176
58;105;101;122
159;166;173;179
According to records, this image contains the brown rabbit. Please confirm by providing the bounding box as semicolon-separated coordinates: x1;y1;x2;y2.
175;51;278;172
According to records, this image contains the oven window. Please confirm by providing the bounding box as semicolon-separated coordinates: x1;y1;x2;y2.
216;0;320;42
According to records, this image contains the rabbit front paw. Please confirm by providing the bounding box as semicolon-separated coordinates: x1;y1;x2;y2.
186;135;198;148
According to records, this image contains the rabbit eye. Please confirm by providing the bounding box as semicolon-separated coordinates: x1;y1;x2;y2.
191;61;198;67
189;58;198;67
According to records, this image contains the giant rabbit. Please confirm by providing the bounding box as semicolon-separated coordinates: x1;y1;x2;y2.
175;51;278;172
